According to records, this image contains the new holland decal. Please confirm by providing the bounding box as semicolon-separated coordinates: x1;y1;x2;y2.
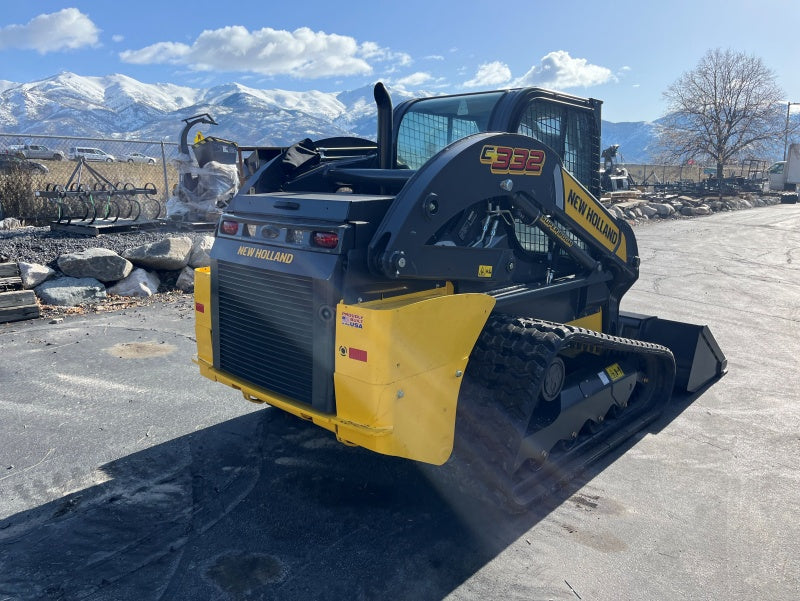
236;245;294;264
480;145;545;176
562;171;626;259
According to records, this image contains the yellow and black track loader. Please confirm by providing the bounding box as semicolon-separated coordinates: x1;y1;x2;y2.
194;83;726;508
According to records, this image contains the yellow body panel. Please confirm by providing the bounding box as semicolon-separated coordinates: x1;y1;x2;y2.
194;274;495;465
333;286;495;463
194;267;212;365
567;309;602;332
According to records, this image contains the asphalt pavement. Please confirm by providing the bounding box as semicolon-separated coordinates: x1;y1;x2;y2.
0;204;798;600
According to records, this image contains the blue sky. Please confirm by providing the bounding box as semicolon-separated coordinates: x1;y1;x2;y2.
1;1;799;123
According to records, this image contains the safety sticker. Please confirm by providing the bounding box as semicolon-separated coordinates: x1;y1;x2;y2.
605;363;624;381
341;312;364;329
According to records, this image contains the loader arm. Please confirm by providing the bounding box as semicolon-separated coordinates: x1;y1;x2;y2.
368;132;639;335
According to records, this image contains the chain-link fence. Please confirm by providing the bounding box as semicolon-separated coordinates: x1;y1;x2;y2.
0;133;182;224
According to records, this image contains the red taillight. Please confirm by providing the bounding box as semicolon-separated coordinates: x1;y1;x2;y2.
195;302;205;313
312;231;339;248
220;220;239;235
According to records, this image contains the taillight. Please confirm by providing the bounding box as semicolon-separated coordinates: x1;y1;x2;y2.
312;231;339;248
220;220;239;235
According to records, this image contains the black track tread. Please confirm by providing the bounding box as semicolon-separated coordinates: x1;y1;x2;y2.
438;315;676;512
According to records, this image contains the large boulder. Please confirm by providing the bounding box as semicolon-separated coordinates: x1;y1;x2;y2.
18;261;56;288
175;266;195;292
123;236;193;271
35;277;106;306
651;203;676;217
607;205;625;220
106;268;161;297
0;217;22;230
57;248;133;282
640;204;659;219
188;235;214;268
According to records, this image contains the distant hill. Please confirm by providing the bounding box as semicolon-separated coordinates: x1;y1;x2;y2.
600;121;658;164
0;72;658;161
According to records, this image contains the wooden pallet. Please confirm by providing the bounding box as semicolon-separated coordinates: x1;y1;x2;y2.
0;263;41;323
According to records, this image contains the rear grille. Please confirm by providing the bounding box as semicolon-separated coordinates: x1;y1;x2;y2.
216;261;315;405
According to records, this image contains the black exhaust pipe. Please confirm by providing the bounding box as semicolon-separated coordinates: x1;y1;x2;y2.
374;83;393;170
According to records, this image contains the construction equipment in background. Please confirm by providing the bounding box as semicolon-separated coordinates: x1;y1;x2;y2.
194;83;727;509
167;114;240;222
600;144;636;193
36;157;162;235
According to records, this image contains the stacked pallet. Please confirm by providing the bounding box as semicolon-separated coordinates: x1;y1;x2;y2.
0;263;40;323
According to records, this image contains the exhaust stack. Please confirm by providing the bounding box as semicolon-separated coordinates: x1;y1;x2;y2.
374;83;393;170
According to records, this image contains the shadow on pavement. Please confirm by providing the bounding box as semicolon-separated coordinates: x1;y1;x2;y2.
0;384;708;601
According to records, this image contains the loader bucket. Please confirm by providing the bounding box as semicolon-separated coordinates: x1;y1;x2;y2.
620;313;727;392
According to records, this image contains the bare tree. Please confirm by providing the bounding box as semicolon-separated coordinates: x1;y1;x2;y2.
656;48;786;183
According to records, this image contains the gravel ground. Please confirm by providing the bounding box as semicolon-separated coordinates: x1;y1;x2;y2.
0;224;214;318
0;224;213;268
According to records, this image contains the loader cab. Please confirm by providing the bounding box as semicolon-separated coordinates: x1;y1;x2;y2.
390;87;606;286
393;87;602;198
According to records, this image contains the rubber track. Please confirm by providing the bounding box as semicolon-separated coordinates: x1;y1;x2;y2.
440;314;676;512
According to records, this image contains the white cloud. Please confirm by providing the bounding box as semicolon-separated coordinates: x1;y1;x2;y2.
359;41;411;67
396;72;433;87
0;8;100;53
120;26;413;79
121;41;191;64
112;34;124;43
514;51;614;89
463;61;512;88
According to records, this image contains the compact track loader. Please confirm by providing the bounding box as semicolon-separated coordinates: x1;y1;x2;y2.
194;84;726;508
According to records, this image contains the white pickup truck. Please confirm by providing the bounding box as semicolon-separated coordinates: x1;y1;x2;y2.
6;144;65;161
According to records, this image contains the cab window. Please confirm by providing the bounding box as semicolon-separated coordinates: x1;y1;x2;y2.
516;100;594;190
396;92;504;169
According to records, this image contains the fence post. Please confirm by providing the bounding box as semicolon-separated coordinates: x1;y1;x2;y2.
160;141;169;203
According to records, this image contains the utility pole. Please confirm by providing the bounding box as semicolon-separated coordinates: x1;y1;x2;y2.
784;102;800;161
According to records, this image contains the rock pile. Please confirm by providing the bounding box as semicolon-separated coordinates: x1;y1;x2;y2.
1;189;791;314
602;192;783;222
17;235;213;307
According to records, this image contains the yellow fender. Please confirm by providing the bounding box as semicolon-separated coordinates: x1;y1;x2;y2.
333;285;495;464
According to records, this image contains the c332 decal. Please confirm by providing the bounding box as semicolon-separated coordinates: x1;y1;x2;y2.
480;145;546;176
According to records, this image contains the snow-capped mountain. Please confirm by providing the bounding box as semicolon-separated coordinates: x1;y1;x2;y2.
0;72;657;161
601;121;658;165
